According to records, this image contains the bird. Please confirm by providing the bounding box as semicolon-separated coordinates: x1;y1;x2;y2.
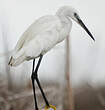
7;5;95;110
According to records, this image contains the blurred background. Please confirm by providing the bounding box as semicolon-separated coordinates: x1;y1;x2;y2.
0;0;105;110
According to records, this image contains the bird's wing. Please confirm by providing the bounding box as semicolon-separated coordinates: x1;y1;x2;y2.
8;29;60;66
14;15;61;53
14;30;29;52
8;17;62;67
25;29;60;59
14;21;37;52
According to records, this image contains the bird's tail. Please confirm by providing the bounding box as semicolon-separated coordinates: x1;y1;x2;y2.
8;47;26;66
8;54;26;66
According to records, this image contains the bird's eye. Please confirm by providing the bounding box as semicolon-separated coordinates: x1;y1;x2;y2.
74;13;80;20
74;13;77;17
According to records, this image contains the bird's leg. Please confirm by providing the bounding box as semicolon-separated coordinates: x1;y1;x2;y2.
35;55;50;107
31;59;39;110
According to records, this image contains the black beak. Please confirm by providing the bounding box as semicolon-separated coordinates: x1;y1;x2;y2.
74;13;95;41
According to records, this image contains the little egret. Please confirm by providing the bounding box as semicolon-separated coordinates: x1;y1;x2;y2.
7;6;95;110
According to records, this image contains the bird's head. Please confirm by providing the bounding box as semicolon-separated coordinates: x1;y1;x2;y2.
57;6;95;41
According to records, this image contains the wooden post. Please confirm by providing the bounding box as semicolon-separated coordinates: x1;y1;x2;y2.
64;36;75;110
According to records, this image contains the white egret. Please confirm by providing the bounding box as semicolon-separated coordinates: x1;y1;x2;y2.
7;6;95;110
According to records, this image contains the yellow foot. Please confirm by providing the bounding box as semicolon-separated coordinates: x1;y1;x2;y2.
45;104;56;110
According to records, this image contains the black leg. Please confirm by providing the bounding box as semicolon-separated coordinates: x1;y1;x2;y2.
35;55;50;107
32;59;35;72
31;59;38;110
36;77;49;106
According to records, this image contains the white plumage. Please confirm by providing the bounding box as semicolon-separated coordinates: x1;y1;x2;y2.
8;6;95;66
